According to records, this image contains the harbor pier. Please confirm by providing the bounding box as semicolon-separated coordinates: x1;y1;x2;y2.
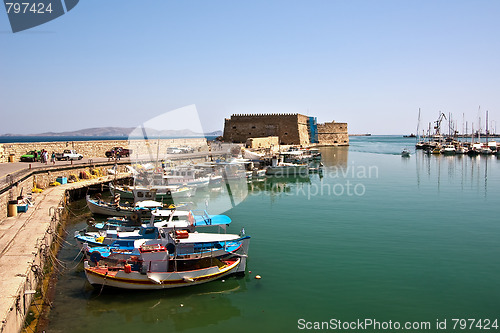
0;148;232;333
0;172;130;333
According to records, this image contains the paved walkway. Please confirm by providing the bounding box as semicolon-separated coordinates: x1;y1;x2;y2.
0;175;127;333
0;157;117;179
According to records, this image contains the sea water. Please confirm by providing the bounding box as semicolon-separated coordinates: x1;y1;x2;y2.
46;136;500;333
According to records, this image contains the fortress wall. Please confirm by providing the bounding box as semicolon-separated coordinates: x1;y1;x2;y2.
317;122;349;146
223;114;309;145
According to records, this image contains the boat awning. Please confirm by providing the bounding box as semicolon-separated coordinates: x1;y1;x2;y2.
135;200;163;208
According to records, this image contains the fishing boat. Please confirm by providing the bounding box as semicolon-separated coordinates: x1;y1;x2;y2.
304;148;322;160
266;155;309;176
76;207;238;245
266;162;309;176
467;143;482;156
164;166;210;189
401;148;410;157
82;234;248;264
431;147;442;155
479;145;493;155
84;254;242;290
86;195;163;217
109;183;195;200
455;145;468;154
90;209;231;232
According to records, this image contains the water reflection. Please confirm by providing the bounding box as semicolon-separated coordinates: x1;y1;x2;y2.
318;146;348;168
82;279;246;330
415;151;500;197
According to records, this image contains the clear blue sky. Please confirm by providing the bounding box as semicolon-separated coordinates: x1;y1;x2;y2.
1;0;500;135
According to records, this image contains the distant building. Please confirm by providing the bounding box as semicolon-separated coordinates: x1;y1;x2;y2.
223;113;348;146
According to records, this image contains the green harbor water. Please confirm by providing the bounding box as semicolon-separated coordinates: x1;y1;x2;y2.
46;136;500;333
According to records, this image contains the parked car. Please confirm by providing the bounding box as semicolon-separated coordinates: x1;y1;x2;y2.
55;150;83;161
105;147;132;158
179;146;195;153
167;147;194;154
167;147;183;154
20;150;41;162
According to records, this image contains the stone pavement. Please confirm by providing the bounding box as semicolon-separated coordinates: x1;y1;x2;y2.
0;175;125;333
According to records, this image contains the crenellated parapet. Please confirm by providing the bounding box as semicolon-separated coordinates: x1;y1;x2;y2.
223;113;348;146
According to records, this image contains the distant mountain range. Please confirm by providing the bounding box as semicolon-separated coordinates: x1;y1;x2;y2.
0;127;223;137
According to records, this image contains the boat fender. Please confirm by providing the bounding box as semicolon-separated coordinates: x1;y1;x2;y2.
166;243;176;254
166;190;171;196
130;212;139;222
90;251;102;264
116;206;121;212
124;264;132;273
86;218;95;226
183;277;194;283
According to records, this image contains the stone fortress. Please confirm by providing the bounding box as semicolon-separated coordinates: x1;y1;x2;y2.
223;113;348;146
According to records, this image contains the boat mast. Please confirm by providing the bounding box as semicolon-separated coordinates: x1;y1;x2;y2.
462;113;465;143
416;108;421;143
471;123;474;144
477;105;481;144
486;110;489;143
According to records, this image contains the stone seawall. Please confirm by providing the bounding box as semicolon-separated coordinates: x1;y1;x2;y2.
0;138;208;164
0;164;131;221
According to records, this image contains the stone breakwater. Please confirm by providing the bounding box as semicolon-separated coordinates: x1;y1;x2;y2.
0;138;208;163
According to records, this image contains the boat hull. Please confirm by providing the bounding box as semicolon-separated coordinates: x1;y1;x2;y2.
86;196;136;217
84;258;241;290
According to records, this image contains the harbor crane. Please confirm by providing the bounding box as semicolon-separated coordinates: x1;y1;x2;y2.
434;112;447;136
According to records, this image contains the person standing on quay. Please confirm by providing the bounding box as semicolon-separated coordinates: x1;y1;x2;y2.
51;152;56;164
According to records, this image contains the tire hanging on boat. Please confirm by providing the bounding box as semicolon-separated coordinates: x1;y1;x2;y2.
166;243;176;254
130;212;140;222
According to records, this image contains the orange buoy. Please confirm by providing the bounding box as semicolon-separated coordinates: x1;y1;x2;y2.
255;275;262;280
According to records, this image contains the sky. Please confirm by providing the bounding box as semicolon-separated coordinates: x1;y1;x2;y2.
1;0;500;135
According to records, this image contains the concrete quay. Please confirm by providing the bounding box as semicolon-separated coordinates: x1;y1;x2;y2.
0;149;234;333
0;174;130;333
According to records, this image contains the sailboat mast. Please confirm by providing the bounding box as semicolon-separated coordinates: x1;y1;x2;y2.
486;110;489;142
462;113;465;142
416;108;421;143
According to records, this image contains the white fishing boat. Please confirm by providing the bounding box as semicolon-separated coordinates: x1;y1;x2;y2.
164;166;210;189
266;162;309;176
442;145;456;155
401;148;410;157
